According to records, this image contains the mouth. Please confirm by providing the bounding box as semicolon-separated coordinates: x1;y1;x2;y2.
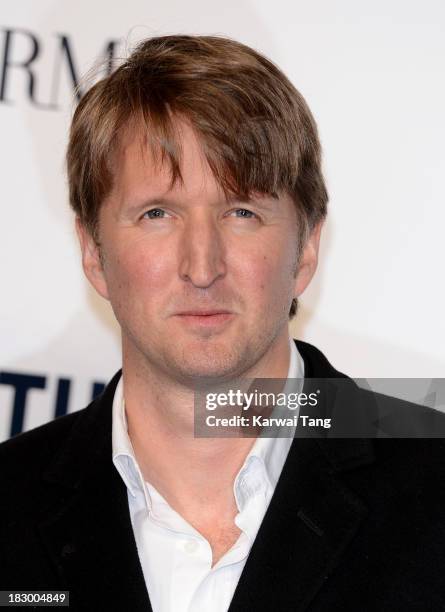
174;310;234;328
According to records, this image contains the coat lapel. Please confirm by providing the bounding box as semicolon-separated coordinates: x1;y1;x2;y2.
37;372;152;611
228;340;375;611
228;433;371;612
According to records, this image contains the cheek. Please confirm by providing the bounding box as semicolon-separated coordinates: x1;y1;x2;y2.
232;239;296;305
103;240;172;307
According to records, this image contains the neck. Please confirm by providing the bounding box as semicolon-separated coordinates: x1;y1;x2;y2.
122;331;292;521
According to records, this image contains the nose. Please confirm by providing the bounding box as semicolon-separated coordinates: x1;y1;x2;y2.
178;213;226;288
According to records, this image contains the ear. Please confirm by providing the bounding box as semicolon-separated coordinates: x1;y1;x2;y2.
293;221;323;297
75;218;110;300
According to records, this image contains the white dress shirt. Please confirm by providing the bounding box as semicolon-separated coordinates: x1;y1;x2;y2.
112;337;304;612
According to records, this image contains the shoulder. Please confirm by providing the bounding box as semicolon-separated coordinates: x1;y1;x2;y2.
293;338;347;378
294;337;445;436
0;409;91;535
0;369;121;488
0;409;85;481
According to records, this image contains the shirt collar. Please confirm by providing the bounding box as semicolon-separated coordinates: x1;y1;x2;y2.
112;337;304;507
233;336;304;511
112;378;141;498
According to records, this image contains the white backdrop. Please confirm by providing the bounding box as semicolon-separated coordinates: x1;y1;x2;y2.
1;0;444;441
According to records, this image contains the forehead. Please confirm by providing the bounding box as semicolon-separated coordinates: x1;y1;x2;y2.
110;118;214;199
104;116;297;224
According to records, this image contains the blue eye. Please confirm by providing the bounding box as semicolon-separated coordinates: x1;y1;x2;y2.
232;208;256;218
143;208;167;219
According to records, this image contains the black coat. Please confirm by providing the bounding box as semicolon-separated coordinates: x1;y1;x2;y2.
1;340;445;611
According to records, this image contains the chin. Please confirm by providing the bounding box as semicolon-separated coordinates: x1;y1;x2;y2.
176;357;239;380
167;343;250;383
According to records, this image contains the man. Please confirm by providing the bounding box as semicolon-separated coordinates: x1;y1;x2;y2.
1;35;444;611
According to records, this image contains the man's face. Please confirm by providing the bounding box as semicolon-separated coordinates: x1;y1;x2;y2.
78;121;321;384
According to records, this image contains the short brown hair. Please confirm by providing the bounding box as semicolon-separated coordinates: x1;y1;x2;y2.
67;34;328;318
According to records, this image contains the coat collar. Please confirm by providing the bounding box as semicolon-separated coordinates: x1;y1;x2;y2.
228;433;369;611
39;340;374;611
227;340;374;611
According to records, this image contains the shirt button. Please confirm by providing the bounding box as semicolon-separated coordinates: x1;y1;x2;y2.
184;540;199;554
